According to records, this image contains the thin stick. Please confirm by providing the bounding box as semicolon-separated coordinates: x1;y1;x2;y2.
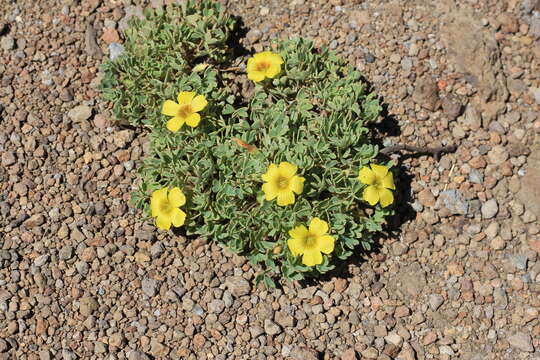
380;144;457;161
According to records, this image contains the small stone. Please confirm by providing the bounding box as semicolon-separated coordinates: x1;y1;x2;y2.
340;348;357;360
142;278;159;297
469;169;483;184
389;53;401;63
487;146;508;165
226;276;251;297
481;199;498;219
128;351;151;360
490;236;506;250
208;299;225;314
422;331;437;345
79;296;99;316
493;288;508;309
59;246;74;260
68;105;92;123
429;294;444;310
392;242;408;256
109;333;125;347
94;341;107;353
33;254;49;267
417;189;436;207
360;347;379;359
93;114;109;129
102;28;121;44
289;346;319;360
385;333;403;346
1;151;16;166
246;29;262;43
193;334;205;348
507;332;533;352
441;95;462;120
435;190;468;215
412;76;439;111
497;13;519;33
113;129;134;148
511;255;528;270
1;36;15;50
264;319;282;335
24;214;45;228
0;339;8;352
109;42;125;60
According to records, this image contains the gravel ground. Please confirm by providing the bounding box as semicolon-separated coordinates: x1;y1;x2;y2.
1;0;540;359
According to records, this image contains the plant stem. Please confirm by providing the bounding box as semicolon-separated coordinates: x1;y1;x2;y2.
380;144;457;161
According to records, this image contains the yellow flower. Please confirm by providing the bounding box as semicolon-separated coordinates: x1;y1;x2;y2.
161;91;208;132
261;162;305;206
150;187;187;230
287;217;335;266
246;51;284;82
358;164;396;207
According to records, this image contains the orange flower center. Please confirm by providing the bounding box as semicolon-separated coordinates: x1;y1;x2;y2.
255;61;271;72
159;199;173;214
277;176;290;190
177;104;193;118
302;234;317;249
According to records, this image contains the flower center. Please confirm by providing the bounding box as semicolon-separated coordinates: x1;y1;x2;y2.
277;176;290;190
177;104;193;118
255;61;271;72
302;234;317;249
159;200;173;214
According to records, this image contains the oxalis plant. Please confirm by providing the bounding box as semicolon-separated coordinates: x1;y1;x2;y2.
101;0;405;286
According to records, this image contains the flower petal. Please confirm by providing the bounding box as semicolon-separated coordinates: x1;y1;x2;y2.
162;100;180;116
191;95;208;112
317;235;335;254
262;182;278;201
151;189;167;217
382;172;395;190
166;117;184;132
185;113;201;127
248;70;266;82
379;188;394;208
288;225;308;240
178;91;195;105
302;250;323;266
171;208;186;227
268;52;284;65
309;217;329;237
155;215;172;231
287;237;304;256
363;185;380;206
278;162;297;178
289;176;304;195
168;187;186;207
265;63;281;78
370;164;389;180
358;166;375;185
261;164;279;182
276;191;295;206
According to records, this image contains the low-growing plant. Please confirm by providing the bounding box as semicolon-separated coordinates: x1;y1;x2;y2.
101;1;396;286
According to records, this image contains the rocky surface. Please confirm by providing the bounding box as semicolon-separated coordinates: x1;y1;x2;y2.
0;0;539;359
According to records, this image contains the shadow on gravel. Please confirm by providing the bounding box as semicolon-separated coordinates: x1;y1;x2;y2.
298;77;417;287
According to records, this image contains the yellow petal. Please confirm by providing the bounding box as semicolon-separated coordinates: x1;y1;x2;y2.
382;172;395;190
302;250;323;266
288;225;308;240
289;176;304;194
358;166;375;185
262;182;278;201
268;52;284;65
363;185;380;206
152;188;168;202
155;215;172;230
309;217;329;237
261;164;279;182
287;237;304;256
246;57;257;72
265;63;281;79
185;113;201;127
166;117;184;132
379;188;394;207
178;91;196;105
171;208;186;227
162;100;180;116
248;70;266;82
191;95;208;112
317;235;335;254
168;187;186;207
278;162;297;178
276;191;295;206
370;164;389;180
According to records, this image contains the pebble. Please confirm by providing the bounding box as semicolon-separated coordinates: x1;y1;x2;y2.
68;105;92;123
1;35;15;50
264;319;282;335
428;294;444;310
490;236;506;250
142;278;159;297
33;254;49;267
226;276;251;297
481;199;499;219
79;296;98;316
435;190;468;215
109;42;125;60
507;332;533;352
510;255;528;270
